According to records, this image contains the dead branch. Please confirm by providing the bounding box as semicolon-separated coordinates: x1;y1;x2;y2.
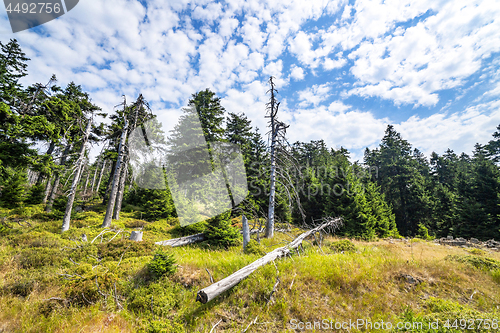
114;282;123;310
117;243;132;268
209;319;223;333
241;316;259;333
206;268;214;284
266;261;280;305
59;273;84;280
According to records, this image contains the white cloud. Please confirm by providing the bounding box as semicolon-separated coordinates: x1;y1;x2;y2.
346;0;500;106
298;83;332;107
396;100;500;156
290;65;305;81
0;0;496;165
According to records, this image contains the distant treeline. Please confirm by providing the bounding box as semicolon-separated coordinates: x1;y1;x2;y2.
1;38;499;240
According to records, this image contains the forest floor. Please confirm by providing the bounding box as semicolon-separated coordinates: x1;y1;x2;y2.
0;204;500;332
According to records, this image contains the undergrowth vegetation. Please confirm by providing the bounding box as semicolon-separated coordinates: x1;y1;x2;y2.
1;206;500;332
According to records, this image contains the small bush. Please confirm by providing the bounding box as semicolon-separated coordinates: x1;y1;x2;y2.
492;269;500;284
127;280;181;317
330;239;356;253
205;212;241;248
8;278;35;297
52;196;68;212
25;184;45;205
244;239;266;255
416;223;433;240
148;249;177;279
446;255;500;271
466;248;486;256
146;320;184;333
169;220;206;237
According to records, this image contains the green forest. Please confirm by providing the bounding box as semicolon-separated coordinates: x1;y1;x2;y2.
1;38;499;241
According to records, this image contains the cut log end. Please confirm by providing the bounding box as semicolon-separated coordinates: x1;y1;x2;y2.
196;291;208;304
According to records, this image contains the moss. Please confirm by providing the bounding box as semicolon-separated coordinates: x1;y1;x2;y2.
17;247;61;269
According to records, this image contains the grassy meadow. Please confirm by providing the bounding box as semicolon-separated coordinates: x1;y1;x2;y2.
1;205;500;332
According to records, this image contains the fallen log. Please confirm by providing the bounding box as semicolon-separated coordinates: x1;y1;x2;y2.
195;217;343;304
155;228;289;248
155;233;206;247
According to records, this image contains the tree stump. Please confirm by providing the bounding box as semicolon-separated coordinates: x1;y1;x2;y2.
130;231;143;242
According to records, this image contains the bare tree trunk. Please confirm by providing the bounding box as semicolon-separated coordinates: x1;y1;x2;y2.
113;99;141;220
102;117;129;228
62;120;92;232
102;159;116;205
129;231;143;241
113;154;129;220
82;164;90;196
266;77;278;239
90;158;100;195
156;233;207;247
46;144;71;212
42;175;53;203
95;159;107;197
242;215;250;249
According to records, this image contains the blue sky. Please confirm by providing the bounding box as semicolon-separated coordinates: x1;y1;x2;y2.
1;0;500;161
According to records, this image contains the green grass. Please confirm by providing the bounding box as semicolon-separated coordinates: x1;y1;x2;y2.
0;205;500;332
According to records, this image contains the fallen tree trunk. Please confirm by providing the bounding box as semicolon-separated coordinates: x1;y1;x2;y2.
195;217;343;304
155;228;288;248
155;233;206;247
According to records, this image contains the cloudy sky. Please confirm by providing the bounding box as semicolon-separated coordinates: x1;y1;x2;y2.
1;0;500;161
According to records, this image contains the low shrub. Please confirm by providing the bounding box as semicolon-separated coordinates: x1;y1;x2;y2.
446;255;500;271
205;212;241;248
127;280;181;317
329;239;356;253
244;239;266;255
17;247;61;269
416;223;434;241
169;220;207;237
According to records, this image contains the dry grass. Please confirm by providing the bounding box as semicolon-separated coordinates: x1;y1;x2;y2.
0;207;499;332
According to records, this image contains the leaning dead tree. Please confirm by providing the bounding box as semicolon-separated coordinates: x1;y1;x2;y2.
196;217;343;304
61;117;93;232
102;95;152;227
265;77;305;238
102;97;129;228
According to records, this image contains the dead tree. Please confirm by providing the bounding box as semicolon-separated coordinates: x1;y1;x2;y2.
82;162;90;196
102;98;129;228
94;159;107;197
62;118;92;232
90;158;100;195
113;97;143;220
113;95;151;220
196;217;343;304
42;174;53;204
265;77;305;238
